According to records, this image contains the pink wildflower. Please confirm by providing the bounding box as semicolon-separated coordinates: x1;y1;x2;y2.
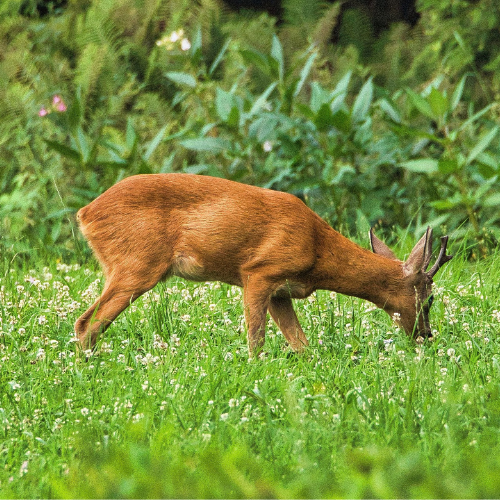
38;107;49;117
52;95;67;112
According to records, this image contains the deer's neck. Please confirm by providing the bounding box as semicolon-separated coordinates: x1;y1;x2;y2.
313;222;404;309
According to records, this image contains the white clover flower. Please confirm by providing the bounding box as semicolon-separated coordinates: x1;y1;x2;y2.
181;38;191;51
170;29;183;42
262;141;273;152
38;315;47;325
81;408;89;416
19;461;29;477
220;413;229;421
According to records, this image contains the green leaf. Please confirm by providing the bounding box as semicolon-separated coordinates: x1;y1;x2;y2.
428;87;449;118
377;98;401;123
144;125;168;161
476;152;499;170
352;77;373;123
44;139;82;162
165;72;197;88
126;119;137;151
208;38;231;77
451;74;468;111
271;34;284;82
467;126;499;165
67;87;83;132
215;87;234;122
76;127;90;163
438;158;460;174
240;49;272;76
400;159;439;174
330;109;351;134
406;88;435;119
191;27;202;56
458;104;493;131
483;192;500;207
333;71;352;96
294;49;317;97
314;103;335;131
309;82;331;113
249;83;277;116
180;137;232;153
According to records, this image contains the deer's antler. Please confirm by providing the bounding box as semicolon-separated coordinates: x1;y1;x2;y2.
427;236;453;278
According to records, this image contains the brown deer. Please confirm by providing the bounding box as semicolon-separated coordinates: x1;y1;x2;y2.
75;174;452;357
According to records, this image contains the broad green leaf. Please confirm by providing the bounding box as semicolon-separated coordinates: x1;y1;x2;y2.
314;103;336;131
330;109;351;134
406;88;434;119
467;126;499;164
352;77;373;123
483;192;500;207
44;139;82;162
377;98;401;123
428;87;449;118
438;158;460;174
165;71;197;88
400;159;439;174
310;82;331;113
333;71;352;96
180;137;232;153
240;49;272;76
271;34;284;82
215;87;234;122
476;152;499;170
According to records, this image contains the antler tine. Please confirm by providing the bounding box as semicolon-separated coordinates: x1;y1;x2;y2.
427;236;453;278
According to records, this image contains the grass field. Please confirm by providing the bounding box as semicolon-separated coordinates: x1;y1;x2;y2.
1;240;500;498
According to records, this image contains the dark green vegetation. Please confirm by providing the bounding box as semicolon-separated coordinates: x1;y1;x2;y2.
1;0;500;256
1;251;500;498
2;1;500;497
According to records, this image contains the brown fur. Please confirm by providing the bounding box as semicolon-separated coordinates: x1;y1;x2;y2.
75;173;451;357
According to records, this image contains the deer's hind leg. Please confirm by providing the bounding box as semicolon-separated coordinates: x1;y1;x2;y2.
75;262;171;349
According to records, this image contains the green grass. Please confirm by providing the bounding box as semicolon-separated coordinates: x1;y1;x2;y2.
1;246;500;498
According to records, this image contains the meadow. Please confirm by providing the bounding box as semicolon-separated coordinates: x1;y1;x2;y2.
1;238;500;499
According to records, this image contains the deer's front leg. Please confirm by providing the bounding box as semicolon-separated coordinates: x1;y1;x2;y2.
268;295;309;352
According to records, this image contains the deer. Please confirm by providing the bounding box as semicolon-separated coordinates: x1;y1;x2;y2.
74;173;452;357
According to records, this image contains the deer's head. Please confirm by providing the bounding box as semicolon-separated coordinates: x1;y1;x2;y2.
370;227;452;339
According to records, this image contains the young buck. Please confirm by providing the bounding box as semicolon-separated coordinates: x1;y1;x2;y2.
75;174;452;356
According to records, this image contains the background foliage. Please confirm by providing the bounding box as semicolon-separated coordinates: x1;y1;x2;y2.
1;0;500;256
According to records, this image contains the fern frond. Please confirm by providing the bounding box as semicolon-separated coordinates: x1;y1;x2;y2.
75;42;107;103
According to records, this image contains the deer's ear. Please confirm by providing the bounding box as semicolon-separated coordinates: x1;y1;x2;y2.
369;228;397;260
403;227;433;276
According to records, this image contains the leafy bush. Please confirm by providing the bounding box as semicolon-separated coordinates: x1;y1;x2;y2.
1;0;499;255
